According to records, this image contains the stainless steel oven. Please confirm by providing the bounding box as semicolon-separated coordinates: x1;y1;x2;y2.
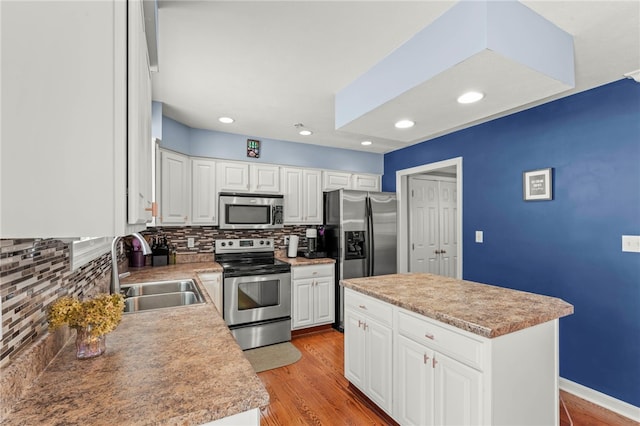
215;238;291;350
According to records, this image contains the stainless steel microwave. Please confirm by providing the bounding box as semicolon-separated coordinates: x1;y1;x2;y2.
218;192;284;229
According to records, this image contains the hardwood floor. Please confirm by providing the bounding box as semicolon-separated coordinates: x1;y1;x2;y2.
259;329;637;426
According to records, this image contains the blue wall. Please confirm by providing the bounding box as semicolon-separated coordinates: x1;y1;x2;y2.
384;79;640;406
160;116;384;174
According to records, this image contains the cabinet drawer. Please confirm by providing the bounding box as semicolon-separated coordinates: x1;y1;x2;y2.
397;309;484;370
345;288;392;326
292;264;334;280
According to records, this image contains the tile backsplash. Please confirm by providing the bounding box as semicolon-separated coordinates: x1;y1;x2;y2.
0;239;114;369
143;225;315;253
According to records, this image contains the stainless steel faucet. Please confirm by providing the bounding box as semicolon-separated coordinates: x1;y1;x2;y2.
111;232;152;294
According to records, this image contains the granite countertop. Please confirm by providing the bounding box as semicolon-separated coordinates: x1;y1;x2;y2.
276;255;336;267
4;263;269;426
342;273;573;339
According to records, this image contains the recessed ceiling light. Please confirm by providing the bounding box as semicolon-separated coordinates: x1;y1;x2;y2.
361;140;372;146
395;119;415;129
218;117;234;124
299;130;312;136
457;91;484;104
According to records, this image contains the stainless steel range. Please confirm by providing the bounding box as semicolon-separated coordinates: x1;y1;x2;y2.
215;238;291;350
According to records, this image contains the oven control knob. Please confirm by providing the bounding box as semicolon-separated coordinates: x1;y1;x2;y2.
220;242;226;247
265;241;270;245
260;240;265;245
229;241;234;246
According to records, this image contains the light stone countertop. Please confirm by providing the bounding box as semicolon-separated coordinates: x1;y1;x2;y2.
276;254;336;267
3;262;269;426
342;273;573;338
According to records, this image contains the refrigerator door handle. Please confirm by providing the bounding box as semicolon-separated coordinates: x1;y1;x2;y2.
366;196;374;277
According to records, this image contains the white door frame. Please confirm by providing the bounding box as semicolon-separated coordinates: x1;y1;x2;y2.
396;157;463;277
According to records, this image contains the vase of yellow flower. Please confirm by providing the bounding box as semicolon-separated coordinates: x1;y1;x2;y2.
48;293;125;359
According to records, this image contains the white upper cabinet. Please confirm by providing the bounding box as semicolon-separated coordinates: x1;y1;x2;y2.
216;161;250;192
191;158;217;225
1;0;152;237
250;164;281;193
322;171;352;191
322;171;381;192
281;168;322;224
158;150;190;226
127;0;153;225
217;161;281;194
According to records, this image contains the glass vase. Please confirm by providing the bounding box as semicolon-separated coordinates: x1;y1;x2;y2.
75;326;106;359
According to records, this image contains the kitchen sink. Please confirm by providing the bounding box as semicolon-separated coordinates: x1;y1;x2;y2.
121;279;199;297
121;279;205;313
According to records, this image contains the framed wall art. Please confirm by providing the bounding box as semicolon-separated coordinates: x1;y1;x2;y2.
523;168;553;201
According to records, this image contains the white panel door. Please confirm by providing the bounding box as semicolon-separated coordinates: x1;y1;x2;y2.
439;181;457;278
191;159;217;225
323;171;352;191
352;173;380;191
281;168;303;223
409;178;439;274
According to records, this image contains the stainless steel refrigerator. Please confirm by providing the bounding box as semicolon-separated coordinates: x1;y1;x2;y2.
323;189;397;331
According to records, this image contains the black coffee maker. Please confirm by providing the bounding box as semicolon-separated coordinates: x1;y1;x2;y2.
299;227;326;258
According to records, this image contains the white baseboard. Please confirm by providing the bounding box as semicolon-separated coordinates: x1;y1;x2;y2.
559;377;640;422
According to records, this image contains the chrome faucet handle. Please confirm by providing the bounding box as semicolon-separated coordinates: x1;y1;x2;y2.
119;271;131;279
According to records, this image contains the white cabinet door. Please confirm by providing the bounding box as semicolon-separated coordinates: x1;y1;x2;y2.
313;275;334;325
322;171;352;191
344;309;367;389
127;0;153;225
352;174;380;191
365;317;393;414
1;0;136;237
281;168;303;223
191;159;217;225
217;161;250;192
292;278;314;329
395;335;434;426
344;306;393;416
198;272;222;314
302;170;323;224
433;352;482;426
159;150;190;225
250;164;280;193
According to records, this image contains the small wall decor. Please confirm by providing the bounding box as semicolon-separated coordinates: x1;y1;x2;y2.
523;168;553;201
247;139;260;158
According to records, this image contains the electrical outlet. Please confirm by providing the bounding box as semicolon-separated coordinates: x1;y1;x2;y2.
284;236;290;245
475;231;483;243
187;237;195;248
622;235;640;253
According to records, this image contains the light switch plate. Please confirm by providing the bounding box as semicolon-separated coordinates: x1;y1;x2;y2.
187;237;195;248
475;231;483;243
622;235;640;253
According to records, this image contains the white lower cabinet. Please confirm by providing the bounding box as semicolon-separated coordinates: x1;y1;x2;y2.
395;334;481;426
198;272;222;314
345;288;560;426
344;289;393;415
291;264;334;329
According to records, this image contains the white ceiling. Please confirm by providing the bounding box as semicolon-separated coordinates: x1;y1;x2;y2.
152;1;640;154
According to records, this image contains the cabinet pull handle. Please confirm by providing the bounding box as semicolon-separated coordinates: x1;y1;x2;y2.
358;304;367;310
423;353;430;364
432;356;438;368
441;250;446;254
145;201;158;217
425;332;435;340
358;320;363;328
363;323;368;331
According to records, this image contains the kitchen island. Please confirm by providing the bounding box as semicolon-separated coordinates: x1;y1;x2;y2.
342;272;573;426
3;263;269;426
